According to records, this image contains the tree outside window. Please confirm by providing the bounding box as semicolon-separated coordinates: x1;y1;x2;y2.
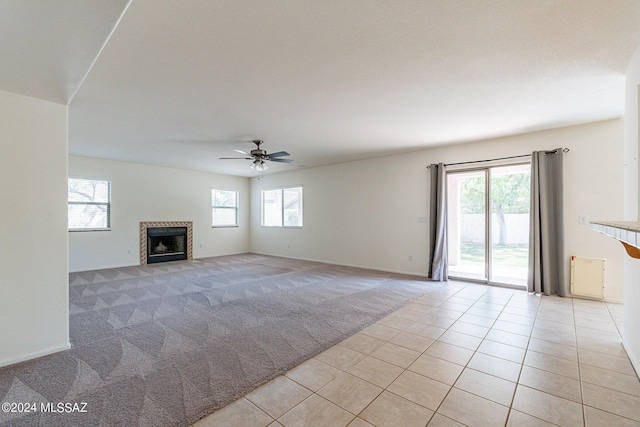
68;178;111;230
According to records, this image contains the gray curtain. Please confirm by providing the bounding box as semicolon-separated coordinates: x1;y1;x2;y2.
528;149;567;296
429;163;448;281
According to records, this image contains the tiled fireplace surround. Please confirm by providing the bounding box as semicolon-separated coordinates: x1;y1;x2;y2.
139;221;193;265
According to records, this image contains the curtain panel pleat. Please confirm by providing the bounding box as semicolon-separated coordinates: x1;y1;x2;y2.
429;163;448;281
528;149;567;296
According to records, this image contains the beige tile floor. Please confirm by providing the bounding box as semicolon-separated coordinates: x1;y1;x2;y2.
194;281;639;427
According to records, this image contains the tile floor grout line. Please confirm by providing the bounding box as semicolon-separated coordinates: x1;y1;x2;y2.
347;282;482;426
505;290;546;427
327;292;454;426
572;297;589;427
409;282;478;426
424;284;509;425
442;292;612;425
201;281;640;426
574;298;640;426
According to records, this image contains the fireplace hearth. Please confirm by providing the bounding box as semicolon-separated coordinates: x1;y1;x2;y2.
140;221;193;265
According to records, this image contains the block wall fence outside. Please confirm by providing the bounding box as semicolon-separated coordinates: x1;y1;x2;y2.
459;214;529;244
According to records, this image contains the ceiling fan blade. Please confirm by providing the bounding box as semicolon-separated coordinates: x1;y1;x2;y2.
270;158;294;163
268;151;290;158
234;149;250;155
219;157;252;160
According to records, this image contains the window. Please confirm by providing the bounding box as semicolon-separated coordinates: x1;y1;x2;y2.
212;189;238;227
261;186;303;227
68;177;111;231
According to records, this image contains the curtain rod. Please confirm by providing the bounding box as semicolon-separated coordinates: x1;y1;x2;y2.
426;147;570;169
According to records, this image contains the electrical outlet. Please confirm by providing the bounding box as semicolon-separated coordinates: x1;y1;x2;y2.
409;255;413;261
127;248;132;255
579;215;588;225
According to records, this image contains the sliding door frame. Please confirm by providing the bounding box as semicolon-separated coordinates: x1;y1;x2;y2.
447;161;530;289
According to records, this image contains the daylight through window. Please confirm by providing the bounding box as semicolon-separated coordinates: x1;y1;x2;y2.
68;178;111;231
261;186;303;227
212;189;238;227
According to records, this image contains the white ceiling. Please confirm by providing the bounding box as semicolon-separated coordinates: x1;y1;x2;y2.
6;1;640;177
0;0;129;104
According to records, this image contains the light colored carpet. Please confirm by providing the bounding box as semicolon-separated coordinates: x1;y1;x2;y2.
0;253;443;426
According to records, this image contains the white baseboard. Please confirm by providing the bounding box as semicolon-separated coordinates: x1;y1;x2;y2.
69;251;252;273
69;261;139;273
250;251;429;279
0;342;71;368
569;293;624;304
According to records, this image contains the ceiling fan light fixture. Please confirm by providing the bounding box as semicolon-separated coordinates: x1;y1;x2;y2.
222;140;291;172
255;160;268;172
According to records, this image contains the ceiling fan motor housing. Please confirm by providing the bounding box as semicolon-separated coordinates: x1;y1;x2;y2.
219;139;292;167
251;140;266;158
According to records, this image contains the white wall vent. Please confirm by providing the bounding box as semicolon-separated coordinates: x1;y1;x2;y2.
570;256;605;298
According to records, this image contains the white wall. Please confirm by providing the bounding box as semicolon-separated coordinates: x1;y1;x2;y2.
0;90;69;367
69;156;250;272
623;45;640;371
251;119;625;300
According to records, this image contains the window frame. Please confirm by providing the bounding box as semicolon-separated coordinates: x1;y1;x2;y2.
261;185;303;228
211;189;239;228
68;177;111;232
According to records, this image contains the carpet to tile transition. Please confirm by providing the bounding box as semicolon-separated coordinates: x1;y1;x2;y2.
0;254;444;426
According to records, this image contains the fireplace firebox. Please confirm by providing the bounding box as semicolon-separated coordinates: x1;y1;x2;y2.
146;227;187;264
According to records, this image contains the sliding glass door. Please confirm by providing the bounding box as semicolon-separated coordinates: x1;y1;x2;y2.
489;164;530;285
447;170;486;281
447;163;530;287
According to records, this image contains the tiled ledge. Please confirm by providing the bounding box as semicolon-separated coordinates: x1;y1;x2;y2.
590;221;640;258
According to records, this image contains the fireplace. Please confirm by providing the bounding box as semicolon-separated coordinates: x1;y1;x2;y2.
147;227;187;263
140;221;193;265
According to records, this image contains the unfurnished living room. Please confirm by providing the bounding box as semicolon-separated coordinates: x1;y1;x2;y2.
3;1;640;426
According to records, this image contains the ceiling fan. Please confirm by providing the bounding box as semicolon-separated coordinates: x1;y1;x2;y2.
220;139;293;171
